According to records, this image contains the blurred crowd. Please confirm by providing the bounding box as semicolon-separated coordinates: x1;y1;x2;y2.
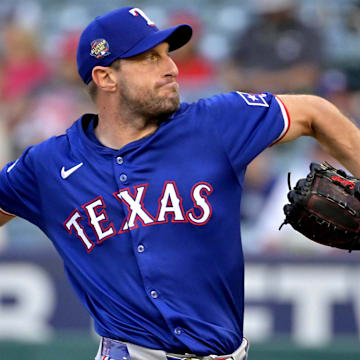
0;0;360;256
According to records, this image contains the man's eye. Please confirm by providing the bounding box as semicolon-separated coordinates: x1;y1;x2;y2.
149;54;159;61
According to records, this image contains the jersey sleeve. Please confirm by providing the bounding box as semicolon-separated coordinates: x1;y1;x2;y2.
199;92;290;174
0;146;42;226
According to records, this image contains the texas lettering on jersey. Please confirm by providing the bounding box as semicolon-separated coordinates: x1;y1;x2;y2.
63;181;213;252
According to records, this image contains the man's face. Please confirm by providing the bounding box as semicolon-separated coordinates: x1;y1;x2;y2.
114;42;180;122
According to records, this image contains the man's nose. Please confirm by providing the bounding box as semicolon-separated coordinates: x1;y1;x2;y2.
164;56;179;78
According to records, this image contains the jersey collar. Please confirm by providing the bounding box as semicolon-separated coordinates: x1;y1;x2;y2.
66;106;187;158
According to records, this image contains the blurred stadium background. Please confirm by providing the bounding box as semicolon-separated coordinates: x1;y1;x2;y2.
0;0;360;359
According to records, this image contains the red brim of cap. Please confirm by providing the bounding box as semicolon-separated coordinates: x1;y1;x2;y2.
120;24;193;58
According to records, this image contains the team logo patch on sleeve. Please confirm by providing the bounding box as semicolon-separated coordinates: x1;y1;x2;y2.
236;92;269;107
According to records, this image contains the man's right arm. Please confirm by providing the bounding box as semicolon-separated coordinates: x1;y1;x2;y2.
0;146;41;227
0;210;15;226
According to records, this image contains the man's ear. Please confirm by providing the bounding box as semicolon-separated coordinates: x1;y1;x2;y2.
91;66;117;93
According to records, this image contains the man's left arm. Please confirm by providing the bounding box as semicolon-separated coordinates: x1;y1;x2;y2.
277;94;360;177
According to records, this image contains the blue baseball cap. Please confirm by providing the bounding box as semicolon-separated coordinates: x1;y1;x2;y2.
77;7;193;84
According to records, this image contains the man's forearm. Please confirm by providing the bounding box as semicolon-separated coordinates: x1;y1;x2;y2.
277;94;360;177
310;97;360;177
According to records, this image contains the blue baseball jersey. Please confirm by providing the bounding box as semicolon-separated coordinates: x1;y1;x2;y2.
0;92;289;355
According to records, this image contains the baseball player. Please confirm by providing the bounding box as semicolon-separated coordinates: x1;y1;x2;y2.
0;7;360;360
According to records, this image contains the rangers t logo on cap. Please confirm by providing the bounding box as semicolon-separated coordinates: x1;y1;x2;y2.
129;8;156;26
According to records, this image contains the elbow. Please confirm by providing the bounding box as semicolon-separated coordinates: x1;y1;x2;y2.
305;95;336;136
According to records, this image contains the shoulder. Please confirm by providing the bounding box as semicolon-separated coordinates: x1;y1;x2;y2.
27;134;69;160
174;94;233;128
24;117;83;166
174;92;262;134
185;92;274;114
180;92;243;113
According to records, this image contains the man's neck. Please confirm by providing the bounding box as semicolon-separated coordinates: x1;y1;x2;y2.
94;110;158;150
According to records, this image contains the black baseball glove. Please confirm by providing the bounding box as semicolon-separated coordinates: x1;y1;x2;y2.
280;162;360;252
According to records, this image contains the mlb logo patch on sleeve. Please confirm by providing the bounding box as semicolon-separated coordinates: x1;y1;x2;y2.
236;92;269;107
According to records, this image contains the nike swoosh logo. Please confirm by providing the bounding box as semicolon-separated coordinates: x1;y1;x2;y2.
7;159;19;173
61;162;83;179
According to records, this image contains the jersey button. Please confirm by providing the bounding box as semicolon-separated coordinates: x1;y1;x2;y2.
150;290;158;299
120;174;127;182
137;244;145;253
116;156;124;165
174;327;182;335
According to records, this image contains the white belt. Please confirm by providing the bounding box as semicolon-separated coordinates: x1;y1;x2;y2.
166;337;249;360
96;337;249;360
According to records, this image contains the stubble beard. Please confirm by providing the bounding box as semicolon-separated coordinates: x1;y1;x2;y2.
118;78;180;127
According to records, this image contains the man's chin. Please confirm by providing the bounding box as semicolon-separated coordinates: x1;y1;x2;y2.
150;101;179;124
159;104;179;119
160;94;180;113
167;99;180;115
